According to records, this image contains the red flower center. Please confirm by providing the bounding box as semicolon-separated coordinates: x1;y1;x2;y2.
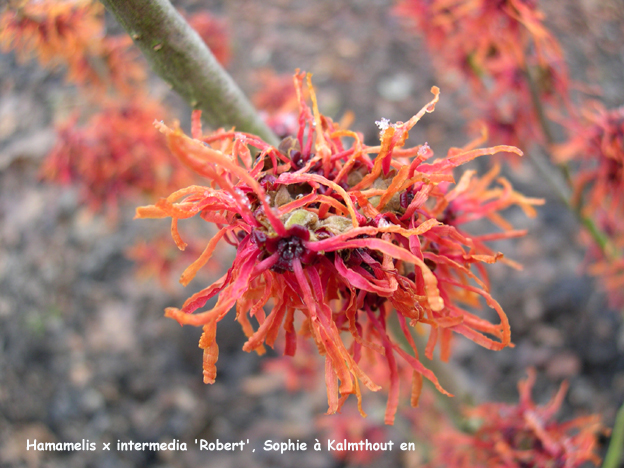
252;225;316;273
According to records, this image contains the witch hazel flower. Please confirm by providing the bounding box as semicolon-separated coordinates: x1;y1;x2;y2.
555;102;624;307
0;0;145;94
137;71;542;424
394;0;570;147
0;0;103;79
42;98;195;218
428;369;604;468
555;102;624;220
316;405;388;465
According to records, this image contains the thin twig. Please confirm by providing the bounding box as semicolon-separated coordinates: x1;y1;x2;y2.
99;0;279;146
602;401;624;468
525;66;617;259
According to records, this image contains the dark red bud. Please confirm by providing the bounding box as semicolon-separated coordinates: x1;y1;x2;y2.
400;190;415;209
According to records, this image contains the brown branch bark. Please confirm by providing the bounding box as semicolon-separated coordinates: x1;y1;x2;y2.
99;0;279;146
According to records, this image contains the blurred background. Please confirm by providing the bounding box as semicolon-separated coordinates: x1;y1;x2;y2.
1;0;623;467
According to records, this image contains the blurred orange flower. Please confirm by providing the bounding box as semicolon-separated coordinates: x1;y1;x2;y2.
0;0;145;93
252;69;301;139
395;0;569;148
42;98;195;217
555;102;624;307
316;405;388;465
186;10;231;67
428;369;603;468
555;102;624;218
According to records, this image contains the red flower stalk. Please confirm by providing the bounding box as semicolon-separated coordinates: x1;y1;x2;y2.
427;369;604;468
0;0;145;94
137;71;542;424
395;0;569;147
42;98;195;217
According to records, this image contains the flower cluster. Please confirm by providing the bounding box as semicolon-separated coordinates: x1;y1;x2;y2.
0;1;231;93
427;369;603;468
42;99;195;217
395;0;569;148
137;71;542;424
556;102;624;218
555;102;624;307
0;0;145;94
3;1;236;220
396;0;624;314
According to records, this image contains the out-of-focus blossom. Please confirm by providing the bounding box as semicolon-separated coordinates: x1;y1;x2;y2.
126;233;221;292
0;0;101;71
316;405;388;465
402;385;451;441
555;102;624;308
262;340;321;392
137;71;542;424
96;35;146;95
583;214;624;309
396;1;624;312
42;98;195;217
252;69;301;139
0;0;145;93
555;102;624;218
428;369;603;468
395;0;569;148
186;10;231;67
588;255;624;310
